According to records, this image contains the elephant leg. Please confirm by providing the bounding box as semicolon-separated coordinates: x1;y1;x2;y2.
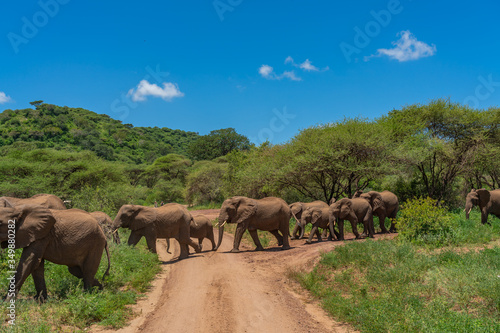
350;219;361;239
315;228;322;241
8;242;48;301
321;228;329;239
306;225;319;244
248;229;265;251
363;215;375;239
177;238;189;259
198;238;204;252
337;220;345;240
378;214;389;233
144;228;158;253
32;259;47;302
481;210;490;225
269;229;283;246
280;220;291;250
291;223;300;240
208;228;216;250
127;231;143;247
231;224;246;253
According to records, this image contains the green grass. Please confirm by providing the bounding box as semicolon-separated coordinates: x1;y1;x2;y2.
0;229;161;332
293;211;500;333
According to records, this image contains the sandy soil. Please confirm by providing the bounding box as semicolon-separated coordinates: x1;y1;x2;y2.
94;209;396;333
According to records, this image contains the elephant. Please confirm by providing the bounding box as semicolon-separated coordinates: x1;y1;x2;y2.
166;214;216;253
329;198;375;240
0;194;66;210
289;201;329;239
112;203;201;259
465;188;500;224
90;211;121;244
357;191;399;233
215;196;291;253
0;205;110;301
300;206;337;244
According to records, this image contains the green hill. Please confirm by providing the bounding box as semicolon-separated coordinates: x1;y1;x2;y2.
0;102;199;163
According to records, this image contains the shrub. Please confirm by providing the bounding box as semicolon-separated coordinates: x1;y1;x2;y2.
396;197;453;245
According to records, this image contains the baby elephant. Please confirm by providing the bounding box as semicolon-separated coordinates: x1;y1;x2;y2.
167;214;216;253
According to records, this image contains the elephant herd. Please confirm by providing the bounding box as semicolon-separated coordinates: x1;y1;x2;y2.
1;188;499;302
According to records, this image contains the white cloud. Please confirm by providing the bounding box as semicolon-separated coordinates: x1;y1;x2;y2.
282;71;302;81
284;56;294;64
299;59;319;71
259;65;275;79
127;80;184;102
366;30;436;62
0;92;12;104
258;65;302;81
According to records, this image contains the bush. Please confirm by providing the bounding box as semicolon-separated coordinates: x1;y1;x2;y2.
396;197;453;245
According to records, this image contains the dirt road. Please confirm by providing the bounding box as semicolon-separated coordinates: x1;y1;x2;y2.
96;209;395;333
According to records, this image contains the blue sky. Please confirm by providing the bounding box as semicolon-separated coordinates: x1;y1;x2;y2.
1;0;499;145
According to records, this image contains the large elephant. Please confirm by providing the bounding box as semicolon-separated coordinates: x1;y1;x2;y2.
465;189;500;224
0;194;66;210
215;196;291;253
300;206;337;244
357;191;399;233
90;211;121;244
289;201;329;239
166;214;216;253
112;203;201;259
329;198;374;240
0;205;110;301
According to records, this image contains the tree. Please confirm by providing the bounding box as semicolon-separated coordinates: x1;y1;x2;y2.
29;100;43;108
188;128;252;160
383;99;495;203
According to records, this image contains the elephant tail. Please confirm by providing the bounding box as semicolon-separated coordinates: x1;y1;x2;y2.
103;242;111;280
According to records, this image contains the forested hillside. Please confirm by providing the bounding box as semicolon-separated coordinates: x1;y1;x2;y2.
0;101;199;163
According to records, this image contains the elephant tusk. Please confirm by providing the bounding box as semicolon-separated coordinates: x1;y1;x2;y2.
215;222;219;227
112;229;118;234
220;221;227;228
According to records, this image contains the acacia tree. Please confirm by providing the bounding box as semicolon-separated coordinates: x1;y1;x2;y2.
188;128;252;160
383;99;496;203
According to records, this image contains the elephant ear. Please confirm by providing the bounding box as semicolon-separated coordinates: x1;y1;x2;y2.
15;205;56;249
311;210;321;224
329;198;336;205
235;198;257;224
372;193;384;212
476;189;491;208
130;207;157;231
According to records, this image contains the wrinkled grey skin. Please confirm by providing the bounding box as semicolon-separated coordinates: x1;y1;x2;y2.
329;198;375;240
300;206;337;244
0;205;110;302
166;214;216;253
112;203;201;260
289;201;329;239
465;189;500;224
90;211;121;244
356;190;399;233
0;194;67;210
216;196;291;253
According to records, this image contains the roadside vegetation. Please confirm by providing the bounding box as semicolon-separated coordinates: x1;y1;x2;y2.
0;230;161;332
294;204;500;333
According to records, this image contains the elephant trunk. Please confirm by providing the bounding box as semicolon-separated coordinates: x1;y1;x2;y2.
112;228;121;244
299;221;305;239
465;203;472;219
214;225;225;251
